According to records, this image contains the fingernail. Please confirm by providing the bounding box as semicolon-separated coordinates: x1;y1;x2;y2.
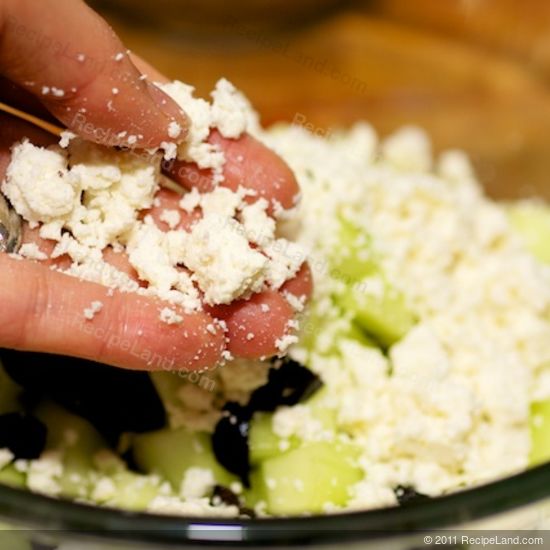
147;82;189;141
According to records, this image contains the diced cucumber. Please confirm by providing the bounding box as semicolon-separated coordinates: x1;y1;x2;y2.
326;215;415;347
530;399;550;465
305;387;338;432
330;216;378;282
337;279;415;347
508;203;550;264
132;427;236;490
35;401;106;498
0;464;26;488
249;413;298;465
0;362;22;415
257;441;363;515
96;471;160;511
300;307;376;357
242;469;266;509
249;388;337;466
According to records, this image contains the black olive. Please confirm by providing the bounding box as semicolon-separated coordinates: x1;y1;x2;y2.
211;358;323;486
0;349;166;446
211;402;251;486
212;485;255;518
394;485;431;505
0;412;47;459
248;357;323;413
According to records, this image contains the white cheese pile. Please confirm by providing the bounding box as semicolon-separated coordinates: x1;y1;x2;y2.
260;124;550;508
1;79;304;314
118;121;550;516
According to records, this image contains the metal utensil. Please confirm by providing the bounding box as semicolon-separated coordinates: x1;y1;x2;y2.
0;193;22;253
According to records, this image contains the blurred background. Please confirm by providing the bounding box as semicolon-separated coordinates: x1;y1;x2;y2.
89;0;550;199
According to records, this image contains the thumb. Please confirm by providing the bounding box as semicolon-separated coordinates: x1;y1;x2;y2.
0;0;188;148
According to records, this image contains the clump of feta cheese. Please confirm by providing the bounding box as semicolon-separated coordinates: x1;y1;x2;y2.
1;79;304;313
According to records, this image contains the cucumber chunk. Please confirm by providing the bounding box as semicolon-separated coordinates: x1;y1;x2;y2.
243;469;266;509
337;279;415;347
328;215;415;347
94;471;160;511
249;413;298;465
257;441;363;515
330;216;377;282
0;464;26;488
35;401;106;498
300;308;375;356
249;388;337;466
132;427;236;490
508;203;550;264
530;399;550;465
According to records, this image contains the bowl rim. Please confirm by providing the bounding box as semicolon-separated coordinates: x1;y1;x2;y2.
0;461;548;546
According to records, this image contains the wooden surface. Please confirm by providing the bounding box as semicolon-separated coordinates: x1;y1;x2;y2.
93;1;550;200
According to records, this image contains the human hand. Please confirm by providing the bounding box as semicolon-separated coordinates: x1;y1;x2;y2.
0;0;311;371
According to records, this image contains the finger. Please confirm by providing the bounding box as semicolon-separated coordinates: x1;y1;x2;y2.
0;0;188;148
207;290;294;359
147;185;312;313
167;130;300;214
142;188;200;232
125;55;300;213
0;253;225;371
129;54;168;85
280;262;313;306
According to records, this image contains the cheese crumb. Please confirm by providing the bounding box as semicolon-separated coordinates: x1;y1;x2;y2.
160;307;184;325
168;121;182;139
180;216;267;305
0;448;14;470
84;300;103;320
19;243;48;261
159;209;181;229
180;467;215;499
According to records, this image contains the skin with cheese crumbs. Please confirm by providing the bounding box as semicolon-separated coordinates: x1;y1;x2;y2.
0;111;311;371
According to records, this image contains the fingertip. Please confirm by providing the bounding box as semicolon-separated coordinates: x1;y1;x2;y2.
210;130;300;213
280;262;313;303
144;188;200;232
209;290;294;359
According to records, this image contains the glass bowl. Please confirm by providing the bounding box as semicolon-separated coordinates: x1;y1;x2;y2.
3;1;550;547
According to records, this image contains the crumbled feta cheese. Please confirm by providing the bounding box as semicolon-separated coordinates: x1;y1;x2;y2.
148;495;238;517
83;300;103;320
0;448;14;470
159;307;183;325
168;121;182;139
263;239;306;289
180;216;267;305
275;333;298;353
19;243;48;261
92;477;117;502
159;209;181;229
27;451;63;496
2;80;302;316
3;141;75;225
262;119;550;510
59;131;76;149
179;188;202;213
239;198;275;245
180;467;215;499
